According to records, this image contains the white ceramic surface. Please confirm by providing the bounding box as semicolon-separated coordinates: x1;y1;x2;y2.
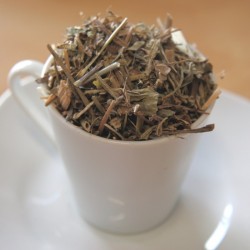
0;84;250;249
8;54;213;233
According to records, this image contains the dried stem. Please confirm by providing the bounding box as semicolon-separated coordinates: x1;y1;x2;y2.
76;62;121;86
73;101;95;120
63;49;71;72
88;62;121;83
98;100;116;134
47;44;78;97
98;96;123;134
163;124;215;135
95;74;119;99
74;62;103;87
92;96;106;114
44;94;57;106
201;87;221;111
104;123;125;140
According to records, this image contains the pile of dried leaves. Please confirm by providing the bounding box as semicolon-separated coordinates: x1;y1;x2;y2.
37;11;220;141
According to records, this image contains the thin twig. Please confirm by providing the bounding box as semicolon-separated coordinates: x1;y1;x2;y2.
156;18;165;32
201;87;221;111
74;62;104;87
104;123;125;140
98;96;123;134
95;74;119;99
163;124;215;135
92;96;106;114
75;62;121;86
63;49;71;72
73;101;95;120
44;94;57;106
47;44;78;97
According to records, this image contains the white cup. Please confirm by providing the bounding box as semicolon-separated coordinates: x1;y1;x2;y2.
8;54;213;234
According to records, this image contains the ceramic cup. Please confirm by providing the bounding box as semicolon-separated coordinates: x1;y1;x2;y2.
8;54;213;234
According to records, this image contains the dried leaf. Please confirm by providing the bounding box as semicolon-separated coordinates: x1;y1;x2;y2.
155;62;171;81
109;117;122;129
128;87;159;116
145;39;160;75
93;80;102;88
57;80;72;110
140;126;156;140
155;63;171;75
158;109;175;118
164;49;175;63
128;41;145;51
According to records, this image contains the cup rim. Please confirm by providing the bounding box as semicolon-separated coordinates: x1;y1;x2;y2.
41;55;214;146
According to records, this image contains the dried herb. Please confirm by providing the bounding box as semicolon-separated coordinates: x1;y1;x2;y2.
37;11;220;141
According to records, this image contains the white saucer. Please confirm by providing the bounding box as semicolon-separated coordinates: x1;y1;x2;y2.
1;85;250;250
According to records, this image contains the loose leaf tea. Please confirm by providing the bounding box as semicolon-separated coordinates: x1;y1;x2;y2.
37;11;220;141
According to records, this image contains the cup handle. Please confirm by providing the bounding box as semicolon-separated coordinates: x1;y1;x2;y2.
8;60;55;142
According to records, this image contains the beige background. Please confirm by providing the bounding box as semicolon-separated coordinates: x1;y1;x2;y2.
0;0;249;99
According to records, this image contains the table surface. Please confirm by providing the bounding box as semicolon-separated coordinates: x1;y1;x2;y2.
0;0;249;99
